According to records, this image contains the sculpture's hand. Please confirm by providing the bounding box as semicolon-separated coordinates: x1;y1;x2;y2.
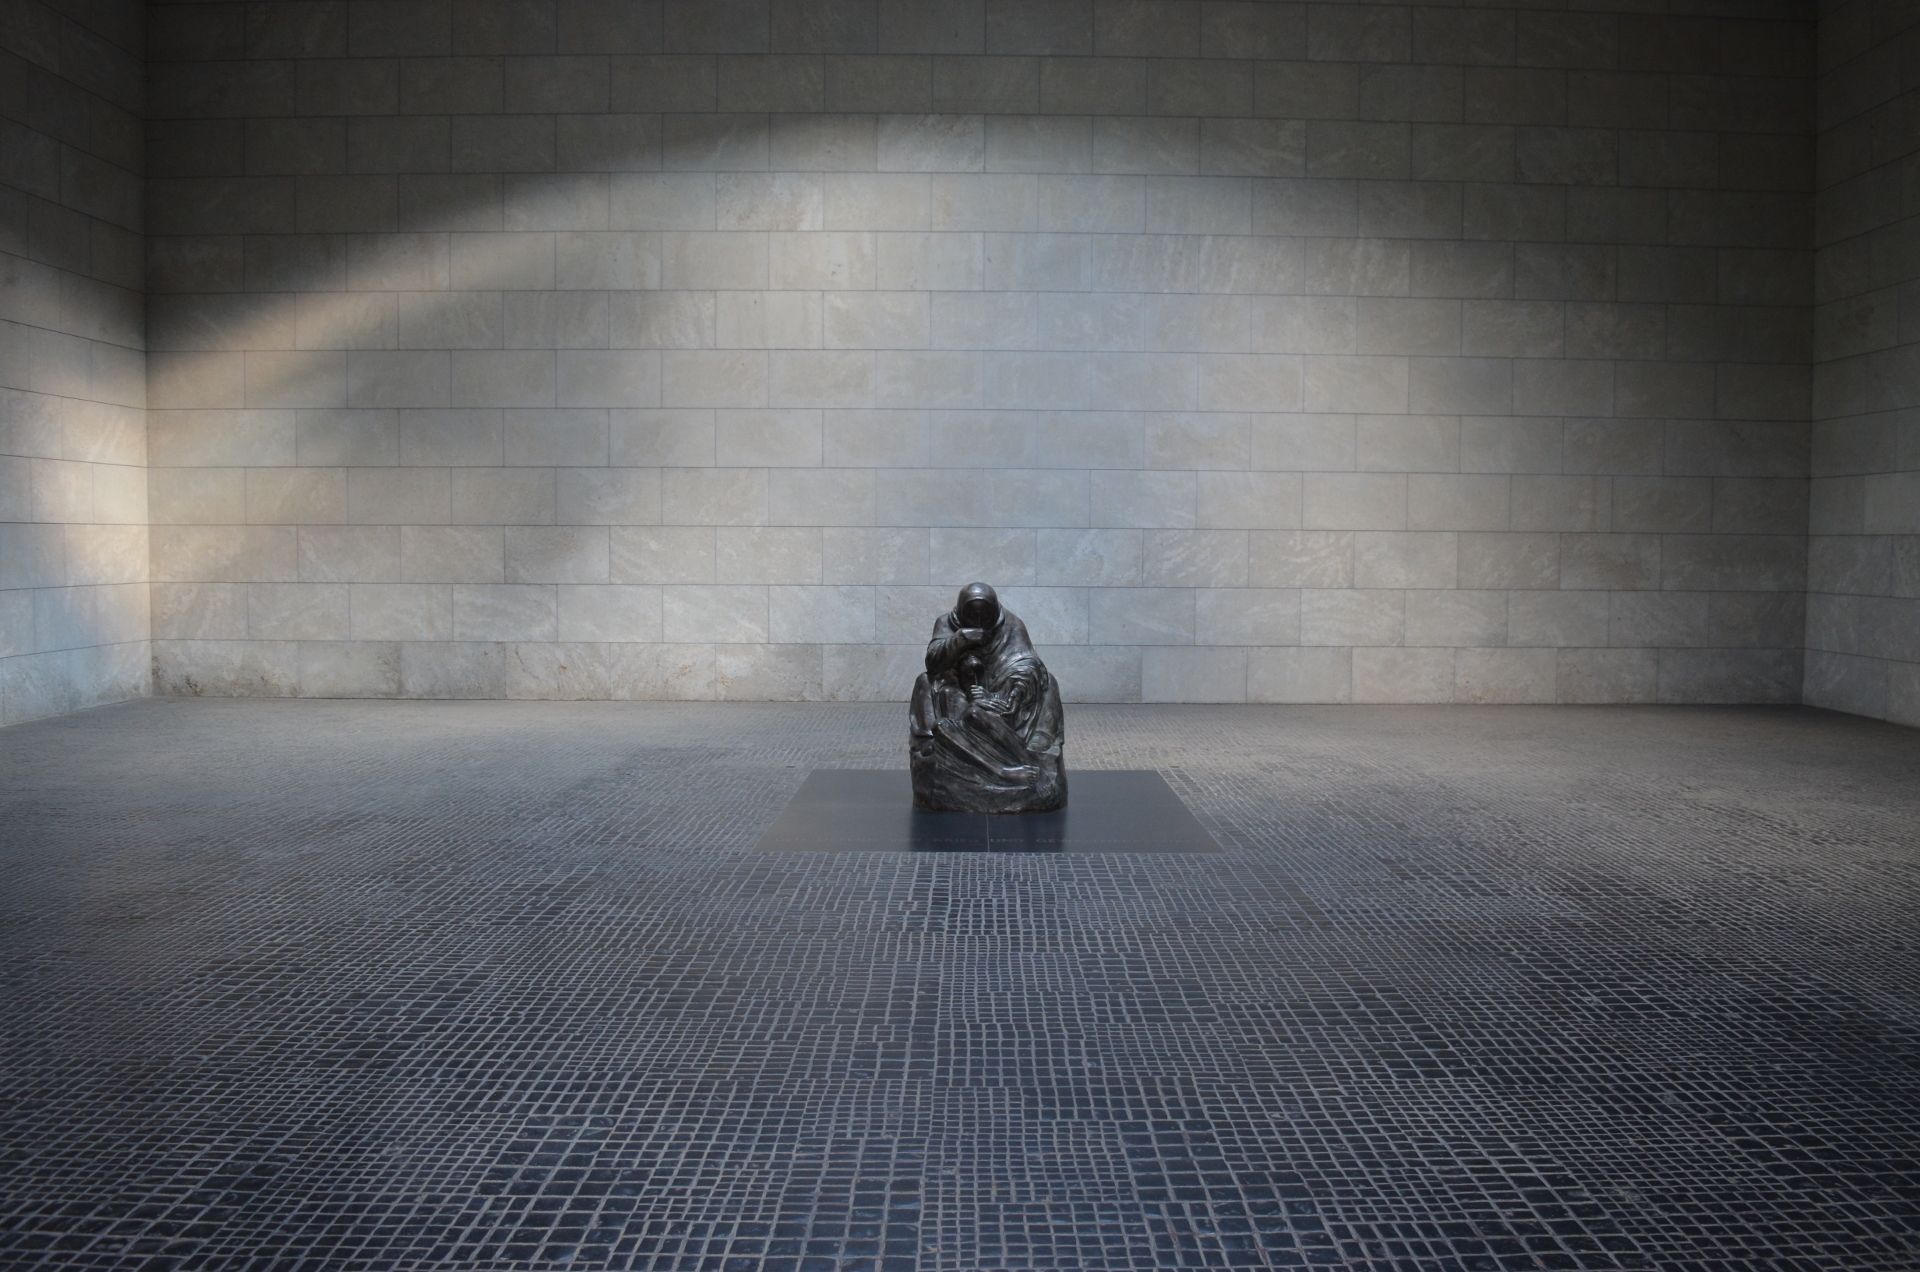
925;628;979;675
971;693;1013;715
964;684;986;702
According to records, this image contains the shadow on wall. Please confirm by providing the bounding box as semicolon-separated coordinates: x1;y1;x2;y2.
144;103;1814;706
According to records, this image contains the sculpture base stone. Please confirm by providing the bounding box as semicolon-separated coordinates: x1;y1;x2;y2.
753;770;1220;853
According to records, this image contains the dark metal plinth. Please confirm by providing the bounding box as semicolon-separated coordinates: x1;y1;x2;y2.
754;769;1221;852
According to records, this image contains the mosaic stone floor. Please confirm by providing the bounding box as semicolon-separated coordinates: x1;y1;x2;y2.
1;699;1917;1272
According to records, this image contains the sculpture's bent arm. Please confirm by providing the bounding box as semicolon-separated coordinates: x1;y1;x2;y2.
923;618;978;676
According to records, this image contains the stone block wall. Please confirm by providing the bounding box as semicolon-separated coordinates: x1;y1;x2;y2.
141;0;1815;705
0;0;150;725
1807;0;1920;727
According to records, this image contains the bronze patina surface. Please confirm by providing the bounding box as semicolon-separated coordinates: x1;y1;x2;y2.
908;583;1066;814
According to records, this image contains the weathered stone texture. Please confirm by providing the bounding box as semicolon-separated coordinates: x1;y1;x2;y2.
0;0;150;724
1806;0;1920;727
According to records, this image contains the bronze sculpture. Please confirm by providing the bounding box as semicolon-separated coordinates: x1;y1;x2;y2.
908;583;1066;813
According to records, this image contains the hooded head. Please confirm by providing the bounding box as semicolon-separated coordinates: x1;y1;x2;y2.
955;582;1000;630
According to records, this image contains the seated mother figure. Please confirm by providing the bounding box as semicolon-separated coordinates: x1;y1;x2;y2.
909;583;1067;813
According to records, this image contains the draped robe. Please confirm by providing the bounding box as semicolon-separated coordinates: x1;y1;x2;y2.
908;606;1066;813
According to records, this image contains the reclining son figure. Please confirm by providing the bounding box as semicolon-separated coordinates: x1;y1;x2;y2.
909;583;1067;813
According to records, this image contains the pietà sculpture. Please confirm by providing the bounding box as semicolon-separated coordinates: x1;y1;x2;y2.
908;583;1066;813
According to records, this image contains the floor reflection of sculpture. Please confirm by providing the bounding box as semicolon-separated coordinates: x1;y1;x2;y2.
909;583;1067;813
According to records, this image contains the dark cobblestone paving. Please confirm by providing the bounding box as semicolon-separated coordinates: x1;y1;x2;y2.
1;699;1917;1272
